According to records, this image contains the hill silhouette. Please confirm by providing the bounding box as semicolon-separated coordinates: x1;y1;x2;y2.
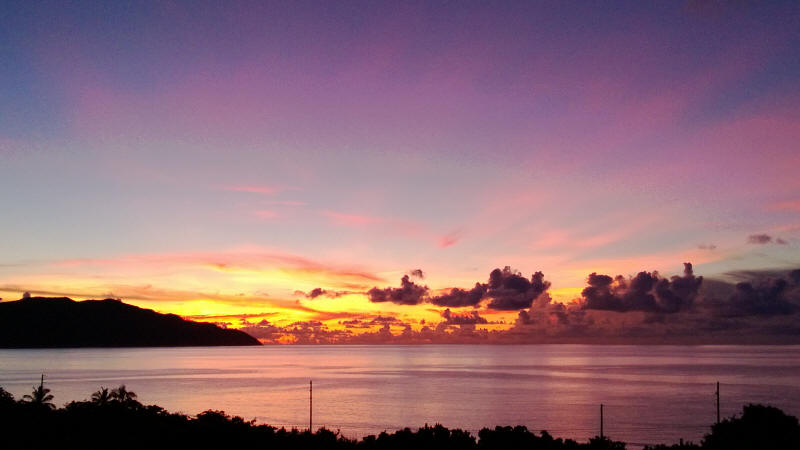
0;296;260;347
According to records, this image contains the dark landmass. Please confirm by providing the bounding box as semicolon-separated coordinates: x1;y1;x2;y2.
1;383;798;450
0;296;260;347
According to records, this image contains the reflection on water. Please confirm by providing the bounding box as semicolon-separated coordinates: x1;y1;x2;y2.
1;345;799;446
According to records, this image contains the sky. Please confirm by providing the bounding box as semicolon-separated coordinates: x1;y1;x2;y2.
1;0;799;343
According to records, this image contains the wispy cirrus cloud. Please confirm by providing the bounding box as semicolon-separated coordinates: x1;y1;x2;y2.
268;200;306;206
253;210;278;219
221;185;281;195
320;210;384;226
768;200;800;212
438;230;461;248
0;283;276;308
51;248;382;281
0;248;386;316
0;281;373;325
321;210;463;249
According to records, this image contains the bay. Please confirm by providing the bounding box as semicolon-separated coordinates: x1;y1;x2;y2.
1;345;799;447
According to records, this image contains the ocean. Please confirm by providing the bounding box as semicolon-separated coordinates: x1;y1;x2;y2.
1;345;798;447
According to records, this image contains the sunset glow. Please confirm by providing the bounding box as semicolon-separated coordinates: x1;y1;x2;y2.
1;1;799;344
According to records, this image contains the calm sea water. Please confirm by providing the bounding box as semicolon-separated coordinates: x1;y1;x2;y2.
1;345;799;446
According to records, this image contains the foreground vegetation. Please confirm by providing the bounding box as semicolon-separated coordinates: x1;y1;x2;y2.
1;381;798;450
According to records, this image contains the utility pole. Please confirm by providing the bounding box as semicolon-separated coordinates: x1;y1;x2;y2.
600;404;604;439
715;382;720;424
309;380;313;432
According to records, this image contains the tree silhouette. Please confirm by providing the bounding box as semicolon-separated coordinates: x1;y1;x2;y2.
111;384;137;404
91;387;112;405
0;386;14;406
22;375;55;409
3;383;800;450
703;404;800;450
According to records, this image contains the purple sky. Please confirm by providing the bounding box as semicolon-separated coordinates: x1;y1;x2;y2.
0;1;798;341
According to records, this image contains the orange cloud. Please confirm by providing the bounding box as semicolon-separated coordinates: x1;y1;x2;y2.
0;248;390;320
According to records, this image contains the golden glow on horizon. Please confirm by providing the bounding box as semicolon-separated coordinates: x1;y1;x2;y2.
0;245;737;343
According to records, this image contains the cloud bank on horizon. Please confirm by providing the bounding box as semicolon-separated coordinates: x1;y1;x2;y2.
0;1;799;342
195;263;800;344
3;257;800;344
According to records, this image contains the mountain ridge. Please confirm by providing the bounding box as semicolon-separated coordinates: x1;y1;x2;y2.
0;296;260;348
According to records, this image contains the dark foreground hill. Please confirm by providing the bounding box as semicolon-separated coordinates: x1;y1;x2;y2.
0;296;260;347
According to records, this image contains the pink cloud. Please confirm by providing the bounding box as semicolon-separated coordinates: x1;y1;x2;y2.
768;200;800;212
438;230;461;248
52;248;386;285
269;200;306;206
254;210;278;219
321;210;385;226
222;185;280;195
321;210;462;249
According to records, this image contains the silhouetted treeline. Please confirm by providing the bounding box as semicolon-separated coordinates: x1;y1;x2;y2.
1;383;798;450
0;296;259;347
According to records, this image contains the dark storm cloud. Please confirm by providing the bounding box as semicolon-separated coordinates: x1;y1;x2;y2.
233;264;800;345
582;263;702;313
790;270;800;284
339;319;370;329
307;288;326;298
486;268;551;310
303;288;348;299
745;234;788;245
233;266;800;344
430;283;487;307
408;269;425;279
370;315;400;324
351;265;800;344
441;308;488;325
657;263;704;313
581;273;624;311
517;300;571;326
727;279;795;315
367;275;429;305
706;270;800;317
339;315;402;329
427;267;551;310
747;234;773;244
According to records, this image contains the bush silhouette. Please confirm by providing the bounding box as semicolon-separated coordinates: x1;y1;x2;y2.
0;386;14;405
702;404;800;450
